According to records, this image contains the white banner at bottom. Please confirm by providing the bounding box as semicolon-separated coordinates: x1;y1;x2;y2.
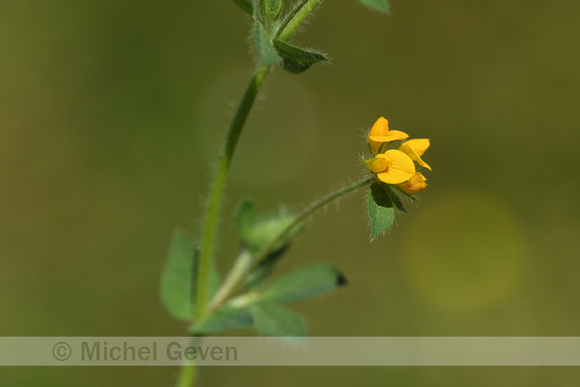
1;337;580;366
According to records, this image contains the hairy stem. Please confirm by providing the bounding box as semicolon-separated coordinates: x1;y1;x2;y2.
275;0;321;41
195;64;270;321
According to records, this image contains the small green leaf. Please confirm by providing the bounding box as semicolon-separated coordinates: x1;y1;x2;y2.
236;199;256;241
262;263;346;303
254;22;282;65
192;306;253;334
243;205;302;256
367;182;395;238
358;0;390;14
233;0;254;16
272;39;329;74
160;229;197;321
385;184;407;213
160;230;222;321
236;202;305;288
260;0;283;21
249;302;306;344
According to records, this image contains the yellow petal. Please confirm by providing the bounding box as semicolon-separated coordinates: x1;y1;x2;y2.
377;169;416;184
396;172;427;194
365;154;391;173
369;130;409;143
368;117;409;152
368;138;383;153
405;139;430;156
385;150;415;173
399;139;432;171
369;117;389;137
376;150;416;184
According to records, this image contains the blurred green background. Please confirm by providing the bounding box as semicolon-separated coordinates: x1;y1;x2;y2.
2;0;580;385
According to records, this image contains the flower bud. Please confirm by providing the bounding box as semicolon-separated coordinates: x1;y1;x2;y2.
396;172;427;194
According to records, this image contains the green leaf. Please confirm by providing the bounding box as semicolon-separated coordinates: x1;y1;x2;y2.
254;22;282;65
245;207;304;285
358;0;390;14
160;229;197;321
249;302;306;344
235;199;256;241
367;182;395;238
272;39;329;74
236;201;305;288
160;229;221;321
241;204;302;257
192;306;253;334
385;184;407;213
260;0;283;21
262;263;347;303
233;0;254;16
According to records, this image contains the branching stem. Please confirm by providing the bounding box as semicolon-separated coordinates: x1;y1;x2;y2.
206;176;373;314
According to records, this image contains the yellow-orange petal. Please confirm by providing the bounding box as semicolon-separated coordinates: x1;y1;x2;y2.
375;150;416;184
396;172;427;194
369;117;389;137
368;117;409;153
399;139;432;171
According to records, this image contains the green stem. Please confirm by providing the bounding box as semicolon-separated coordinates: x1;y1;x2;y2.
188;5;328;386
255;176;373;266
178;361;196;387
207;176;373;314
177;336;203;387
195;64;270;321
195;0;322;325
275;0;321;41
207;249;254;313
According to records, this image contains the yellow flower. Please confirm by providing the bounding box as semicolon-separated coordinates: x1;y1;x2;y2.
398;139;431;170
368;117;409;153
396;172;427;194
365;149;416;184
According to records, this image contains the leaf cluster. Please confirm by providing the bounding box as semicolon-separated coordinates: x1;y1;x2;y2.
161;202;346;342
235;0;390;74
